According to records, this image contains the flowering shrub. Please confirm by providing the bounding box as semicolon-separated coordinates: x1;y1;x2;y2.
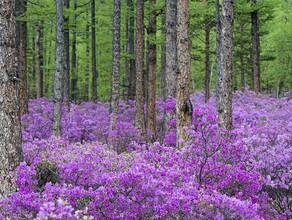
1;90;291;219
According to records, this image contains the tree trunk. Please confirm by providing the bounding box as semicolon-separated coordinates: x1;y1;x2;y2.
160;13;166;99
110;0;121;131
204;23;211;102
53;0;64;137
0;0;23;199
217;0;234;131
15;0;28;114
71;0;77;102
35;21;43;99
239;19;245;91
176;0;192;149
128;0;136;100
91;0;98;101
63;0;70;105
251;0;260;93
146;0;157;141
135;0;146;140
215;0;221;100
84;12;90;101
165;0;177;98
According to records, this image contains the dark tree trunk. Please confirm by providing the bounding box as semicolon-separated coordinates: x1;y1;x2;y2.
135;0;146;140
15;0;28;114
251;0;260;93
160;13;166;99
63;0;70;104
71;0;77;102
0;0;23;199
35;21;43;99
176;0;192;149
128;0;136;100
204;23;211;102
53;0;64;136
84;12;90;101
110;0;121;131
217;0;234;131
91;0;98;100
146;0;157;141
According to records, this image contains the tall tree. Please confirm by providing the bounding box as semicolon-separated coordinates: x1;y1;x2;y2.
53;0;65;136
251;0;260;93
217;0;234;131
71;0;78;102
91;0;98;100
63;0;70;104
165;0;177;98
127;0;136;101
146;0;157;141
215;0;221;100
110;0;121;131
176;0;192;149
0;0;23;198
15;0;28;114
135;0;146;140
35;21;43;98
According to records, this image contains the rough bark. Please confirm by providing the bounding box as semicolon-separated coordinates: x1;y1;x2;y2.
53;0;64;137
204;23;211;102
135;0;146;140
217;0;234;131
15;0;28;114
251;0;260;93
71;0;77;102
165;0;177;98
35;21;43;99
63;0;70;104
91;0;98;101
0;0;23;199
176;0;192;149
146;0;157;141
110;0;121;131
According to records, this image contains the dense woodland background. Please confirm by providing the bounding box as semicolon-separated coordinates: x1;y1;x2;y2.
18;0;291;101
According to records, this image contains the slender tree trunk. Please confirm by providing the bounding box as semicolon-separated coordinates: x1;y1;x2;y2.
84;12;90;101
15;0;28;114
251;0;260;93
217;0;234;131
204;23;211;102
215;0;221;100
240;19;245;91
71;0;77;102
135;0;146;140
0;0;23;199
110;0;121;131
176;0;192;149
165;0;177;98
63;0;70;104
35;21;43;99
161;13;166;99
128;0;136;100
53;0;64;136
91;0;98;100
146;0;157;141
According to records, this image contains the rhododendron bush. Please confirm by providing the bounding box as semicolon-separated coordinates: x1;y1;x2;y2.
0;90;291;219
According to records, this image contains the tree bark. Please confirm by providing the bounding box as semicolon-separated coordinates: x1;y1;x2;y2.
239;19;245;91
135;0;146;140
63;0;70;104
217;0;234;131
91;0;98;101
15;0;28;114
71;0;77;102
176;0;192;149
146;0;157;141
53;0;64;136
160;13;166;99
0;0;23;199
251;0;260;93
204;23;211;102
215;0;221;100
35;21;43;99
110;0;121;131
128;0;136;100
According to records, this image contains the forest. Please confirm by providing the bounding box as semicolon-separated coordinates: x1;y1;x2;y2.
0;0;291;219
